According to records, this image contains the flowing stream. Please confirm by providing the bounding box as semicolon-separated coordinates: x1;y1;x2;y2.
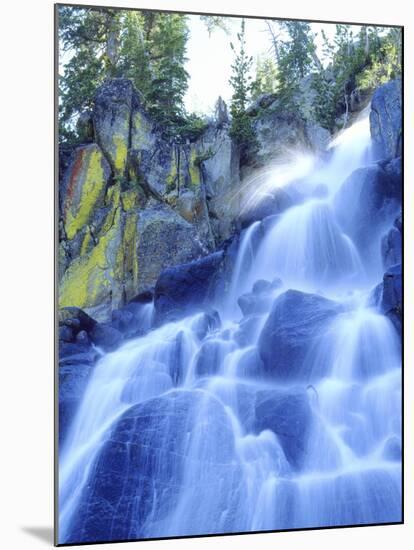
59;111;402;542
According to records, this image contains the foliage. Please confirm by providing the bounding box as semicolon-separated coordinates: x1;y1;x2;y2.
58;7;190;143
200;15;230;35
310;26;401;132
276;22;318;112
251;55;278;99
177;113;209;142
356;28;402;92
229;20;257;158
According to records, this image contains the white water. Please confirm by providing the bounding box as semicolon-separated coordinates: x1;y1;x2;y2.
59;112;401;543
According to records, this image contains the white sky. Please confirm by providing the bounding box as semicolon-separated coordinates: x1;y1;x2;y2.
184;16;361;114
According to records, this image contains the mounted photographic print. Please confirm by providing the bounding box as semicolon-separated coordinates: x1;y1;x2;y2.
55;3;403;545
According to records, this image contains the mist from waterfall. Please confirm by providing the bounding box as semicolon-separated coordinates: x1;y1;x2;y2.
58;110;401;543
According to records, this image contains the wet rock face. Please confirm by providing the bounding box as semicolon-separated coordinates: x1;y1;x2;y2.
333;159;401;261
382;211;402;269
154;251;224;324
370;79;402;161
65;390;238;543
258;289;342;382
381;263;402;333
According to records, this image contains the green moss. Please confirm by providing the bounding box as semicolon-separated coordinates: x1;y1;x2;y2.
65;149;107;240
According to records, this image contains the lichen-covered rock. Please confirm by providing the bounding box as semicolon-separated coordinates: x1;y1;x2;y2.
370;79;402;160
60;143;111;241
136;202;205;293
59;184;139;313
93;79;138;178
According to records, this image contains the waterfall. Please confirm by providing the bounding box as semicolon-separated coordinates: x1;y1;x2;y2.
59;111;401;543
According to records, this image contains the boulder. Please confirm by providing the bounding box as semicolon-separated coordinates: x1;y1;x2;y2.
239;188;293;228
60;143;111;242
137;202;206;293
89;324;124;351
254;389;312;469
93;78;138;178
59;342;100;445
370;79;402;160
334;160;401;258
382;211;402;269
258;290;341;381
59;307;98;333
64;390;239;543
381;263;402;333
154;251;224;324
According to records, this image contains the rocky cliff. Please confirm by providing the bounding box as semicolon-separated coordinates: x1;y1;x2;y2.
58;78;329;320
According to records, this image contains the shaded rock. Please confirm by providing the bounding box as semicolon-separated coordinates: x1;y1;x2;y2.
381;263;402;333
254;389;312;469
382;435;402;461
111;308;134;332
234;316;263;347
237;278;282;317
192;310;221;341
90;324;124;351
129;290;153;304
194;338;234;377
239;188;293;228
238;292;270;317
137;202;205;293
75;330;89;345
382;211;402;269
370;79;402;160
154;251;224;324
65;390;239;543
334;161;401;259
59;307;98;333
59;342;100;444
258;290;341;381
59;325;74;343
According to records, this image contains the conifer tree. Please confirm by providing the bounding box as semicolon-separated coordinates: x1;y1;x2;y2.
229;19;256;159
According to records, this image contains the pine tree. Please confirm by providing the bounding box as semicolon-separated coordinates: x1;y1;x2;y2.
276;21;318;112
229;19;256;159
251;55;278;99
58;7;191;143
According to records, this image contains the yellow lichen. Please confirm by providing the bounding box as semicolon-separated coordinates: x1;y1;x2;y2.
59;208;122;309
121;189;138;211
112;134;128;174
64;148;107;241
123;212;139;289
189;147;201;186
80;229;92;256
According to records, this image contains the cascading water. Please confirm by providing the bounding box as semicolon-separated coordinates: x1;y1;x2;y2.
59;110;401;543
